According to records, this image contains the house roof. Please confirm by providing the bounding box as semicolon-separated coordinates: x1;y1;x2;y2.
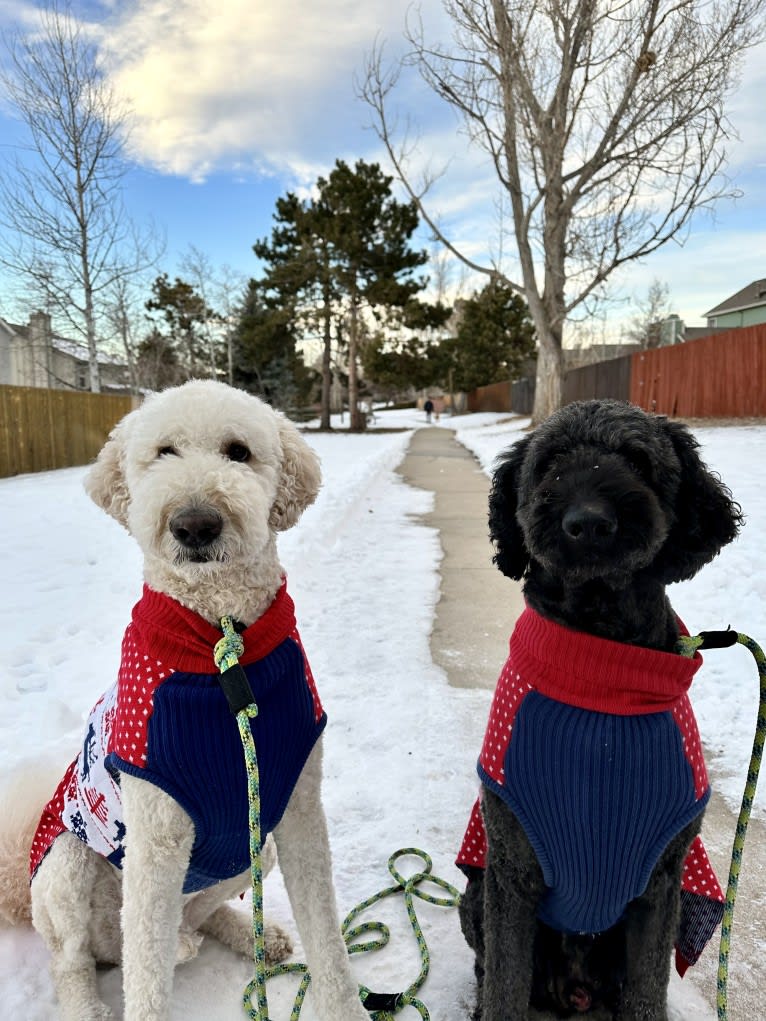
5;318;125;368
0;316;21;338
704;279;766;319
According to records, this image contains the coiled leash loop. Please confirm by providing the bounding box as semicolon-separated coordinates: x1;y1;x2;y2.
264;848;461;1020
348;848;461;1020
677;629;766;1021
215;617;461;1020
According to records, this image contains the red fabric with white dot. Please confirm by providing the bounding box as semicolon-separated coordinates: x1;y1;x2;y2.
671;697;709;799
29;761;76;877
478;657;532;786
111;627;173;767
682;834;723;901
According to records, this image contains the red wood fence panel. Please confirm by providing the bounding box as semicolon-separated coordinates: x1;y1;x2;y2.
466;380;513;413
630;325;766;417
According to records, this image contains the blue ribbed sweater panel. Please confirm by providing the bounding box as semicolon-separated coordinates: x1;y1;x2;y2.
108;637;326;893
479;691;708;934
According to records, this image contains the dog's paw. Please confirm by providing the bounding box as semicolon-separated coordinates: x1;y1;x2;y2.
264;921;293;965
176;927;204;963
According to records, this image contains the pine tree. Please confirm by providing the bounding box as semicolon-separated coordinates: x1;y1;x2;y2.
250;159;436;429
444;281;536;392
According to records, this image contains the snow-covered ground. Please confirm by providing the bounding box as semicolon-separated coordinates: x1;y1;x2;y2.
0;405;763;1020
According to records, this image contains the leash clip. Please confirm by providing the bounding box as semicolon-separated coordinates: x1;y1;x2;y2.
363;990;404;1013
696;627;738;650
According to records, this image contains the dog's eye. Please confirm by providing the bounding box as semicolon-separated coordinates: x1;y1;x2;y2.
157;445;178;458
223;442;251;463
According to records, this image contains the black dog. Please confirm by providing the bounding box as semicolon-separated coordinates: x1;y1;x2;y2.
458;399;742;1020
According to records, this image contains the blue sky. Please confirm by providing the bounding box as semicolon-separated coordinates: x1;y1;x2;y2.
0;0;765;341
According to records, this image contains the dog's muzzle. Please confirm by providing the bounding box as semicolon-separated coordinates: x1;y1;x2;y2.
170;507;224;562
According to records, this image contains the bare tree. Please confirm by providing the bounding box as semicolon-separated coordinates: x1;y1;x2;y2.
626;277;672;348
179;245;247;383
360;0;766;423
213;263;247;387
0;1;147;391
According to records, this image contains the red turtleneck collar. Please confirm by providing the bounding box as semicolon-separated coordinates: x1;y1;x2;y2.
130;580;296;674
510;606;703;714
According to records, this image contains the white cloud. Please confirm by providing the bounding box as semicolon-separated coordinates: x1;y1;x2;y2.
97;0;427;182
2;0;762;334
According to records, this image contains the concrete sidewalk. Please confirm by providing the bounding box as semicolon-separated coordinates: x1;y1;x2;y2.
398;425;764;1021
397;427;524;691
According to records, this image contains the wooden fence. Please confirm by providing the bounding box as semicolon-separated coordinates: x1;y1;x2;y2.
0;385;135;478
466;379;513;413
511;377;535;414
630;324;766;417
465;324;766;419
564;354;632;405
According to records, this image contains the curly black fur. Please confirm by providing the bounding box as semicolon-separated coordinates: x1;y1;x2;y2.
461;399;742;1021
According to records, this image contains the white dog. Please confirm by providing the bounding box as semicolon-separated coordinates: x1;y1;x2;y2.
1;380;370;1021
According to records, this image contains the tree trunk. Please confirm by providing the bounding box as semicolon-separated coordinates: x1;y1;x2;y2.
320;281;332;430
84;279;101;393
531;325;563;425
348;291;364;431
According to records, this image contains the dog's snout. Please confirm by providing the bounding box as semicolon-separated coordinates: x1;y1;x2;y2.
170;508;223;549
562;503;617;543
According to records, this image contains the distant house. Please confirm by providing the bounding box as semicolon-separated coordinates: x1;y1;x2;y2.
703;279;766;331
0;311;131;393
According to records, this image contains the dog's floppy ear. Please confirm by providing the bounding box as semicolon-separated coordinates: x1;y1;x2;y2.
655;419;743;583
269;417;321;531
489;434;533;580
83;413;133;529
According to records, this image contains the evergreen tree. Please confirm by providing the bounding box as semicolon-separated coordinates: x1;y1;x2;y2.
360;297;452;396
251;193;338;425
134;329;182;391
362;333;449;398
232;278;313;412
250;159;439;429
444;281;536;392
316;160;429;430
145;273;217;379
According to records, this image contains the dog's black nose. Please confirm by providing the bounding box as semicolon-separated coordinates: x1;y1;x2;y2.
562;503;617;543
170;508;223;548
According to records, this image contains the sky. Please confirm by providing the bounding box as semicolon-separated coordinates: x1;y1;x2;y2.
1;408;764;1018
0;0;764;339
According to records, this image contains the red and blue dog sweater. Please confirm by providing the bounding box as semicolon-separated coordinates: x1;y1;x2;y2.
456;607;724;974
30;581;325;894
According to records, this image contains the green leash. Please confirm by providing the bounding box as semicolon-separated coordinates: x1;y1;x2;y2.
214;616;269;1020
676;629;766;1021
265;848;461;1020
214;617;461;1021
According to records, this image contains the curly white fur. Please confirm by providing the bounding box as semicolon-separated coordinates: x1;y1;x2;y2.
1;381;368;1021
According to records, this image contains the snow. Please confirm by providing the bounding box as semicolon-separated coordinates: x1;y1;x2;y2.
0;406;763;1020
